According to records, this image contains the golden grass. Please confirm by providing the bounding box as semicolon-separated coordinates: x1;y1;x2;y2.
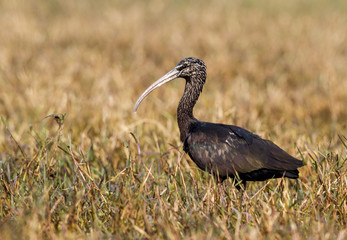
0;0;346;239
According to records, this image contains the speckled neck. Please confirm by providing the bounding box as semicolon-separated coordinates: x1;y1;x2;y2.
177;74;205;142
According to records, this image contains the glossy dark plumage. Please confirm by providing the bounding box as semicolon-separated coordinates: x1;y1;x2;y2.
184;122;302;182
134;57;303;186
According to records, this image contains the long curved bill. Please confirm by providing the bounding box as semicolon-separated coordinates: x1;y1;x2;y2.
134;68;181;113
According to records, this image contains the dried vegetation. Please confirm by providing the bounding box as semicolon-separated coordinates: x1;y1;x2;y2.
0;0;346;239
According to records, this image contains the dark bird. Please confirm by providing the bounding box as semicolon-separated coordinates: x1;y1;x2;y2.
134;57;303;187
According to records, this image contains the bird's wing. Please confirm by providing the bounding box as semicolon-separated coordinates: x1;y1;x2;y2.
184;122;303;178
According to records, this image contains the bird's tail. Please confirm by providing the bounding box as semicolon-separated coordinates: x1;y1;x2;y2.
284;169;299;179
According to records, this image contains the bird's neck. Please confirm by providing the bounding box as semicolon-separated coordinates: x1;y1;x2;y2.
177;80;203;142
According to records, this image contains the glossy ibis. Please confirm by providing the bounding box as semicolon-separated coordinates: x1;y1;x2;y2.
134;57;303;187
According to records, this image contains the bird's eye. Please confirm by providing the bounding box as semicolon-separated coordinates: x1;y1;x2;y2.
176;64;184;71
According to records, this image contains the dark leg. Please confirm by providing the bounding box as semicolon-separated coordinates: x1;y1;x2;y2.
235;179;246;191
236;181;247;206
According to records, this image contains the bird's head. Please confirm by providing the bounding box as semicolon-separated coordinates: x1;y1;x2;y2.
134;57;206;113
176;57;206;80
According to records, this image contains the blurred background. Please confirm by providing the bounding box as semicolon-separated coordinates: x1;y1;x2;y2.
0;0;346;160
0;1;346;239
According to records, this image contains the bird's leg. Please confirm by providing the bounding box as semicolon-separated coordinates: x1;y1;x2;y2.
234;177;245;191
243;181;247;189
237;181;248;207
241;182;248;205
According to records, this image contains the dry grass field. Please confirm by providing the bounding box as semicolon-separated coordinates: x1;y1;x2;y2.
0;0;346;239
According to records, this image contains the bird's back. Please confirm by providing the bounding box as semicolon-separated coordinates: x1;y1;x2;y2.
183;121;303;181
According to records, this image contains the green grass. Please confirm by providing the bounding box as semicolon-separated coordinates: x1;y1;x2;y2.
0;0;346;239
